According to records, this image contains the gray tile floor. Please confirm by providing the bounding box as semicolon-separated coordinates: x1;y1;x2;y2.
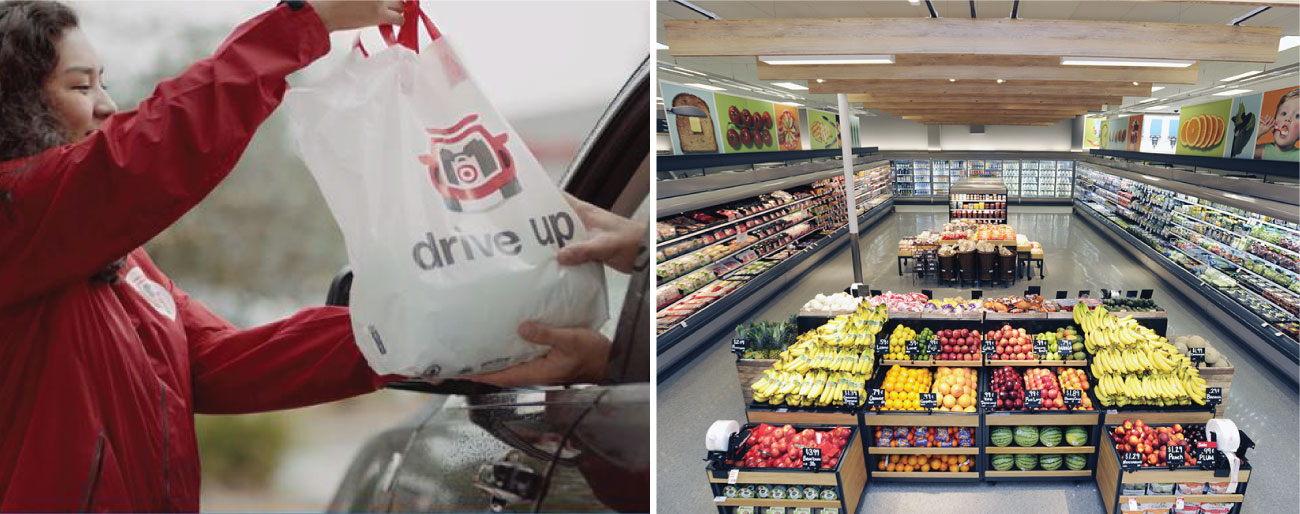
657;205;1300;514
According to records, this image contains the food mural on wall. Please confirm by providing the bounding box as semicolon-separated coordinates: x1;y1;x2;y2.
1084;117;1102;149
660;81;722;155
1175;99;1232;157
807;108;841;150
1252;86;1299;162
774;103;802;151
1125;115;1144;152
715;93;777;153
1139;115;1178;154
1105;116;1130;151
1225;93;1262;159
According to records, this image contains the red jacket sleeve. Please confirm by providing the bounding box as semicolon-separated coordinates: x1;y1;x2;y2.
176;284;399;414
0;4;329;309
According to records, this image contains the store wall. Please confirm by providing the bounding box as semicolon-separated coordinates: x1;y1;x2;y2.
858;114;930;150
937;122;1075;151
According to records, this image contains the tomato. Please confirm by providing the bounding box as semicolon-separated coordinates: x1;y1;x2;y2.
726;129;740;149
740;128;753;147
742;109;753;128
728;105;741;125
762;111;772;128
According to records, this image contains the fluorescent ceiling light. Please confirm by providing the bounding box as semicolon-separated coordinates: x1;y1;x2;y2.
1132;82;1140;86
1060;57;1195;68
760;55;895;65
908;0;920;4
1219;70;1262;82
779;102;803;106
1137;98;1159;104
1144;105;1175;111
1213;89;1253;96
949;78;957;82
816;79;825;83
772;82;809;90
1151;86;1164;92
655;42;669;50
1281;36;1300;52
685;83;726;91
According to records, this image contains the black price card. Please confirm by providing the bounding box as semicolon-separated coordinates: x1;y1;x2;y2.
918;393;938;409
1033;339;1050;356
1024;389;1043;409
980;391;998;410
875;338;891;355
1196;441;1218;470
1059;344;1073;357
926;339;940;356
1063;389;1083;409
843;389;860;408
1121;452;1144;472
981;338;998;355
1188;347;1205;365
1166;445;1185;469
905;339;920;357
732;339;747;355
1205;387;1222;407
802;447;823;470
867;389;886;409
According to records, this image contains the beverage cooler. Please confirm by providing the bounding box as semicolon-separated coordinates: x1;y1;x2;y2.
949;178;1008;224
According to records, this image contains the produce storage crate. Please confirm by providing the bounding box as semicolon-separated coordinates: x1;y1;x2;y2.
860;411;982;482
980;317;1090;367
737;358;778;405
1096;423;1251;514
1198;364;1234;419
980;364;1102;481
1101;406;1215;426
707;424;867;514
877;316;984;368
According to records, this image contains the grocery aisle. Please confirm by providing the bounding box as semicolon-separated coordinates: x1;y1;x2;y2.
656;206;1299;514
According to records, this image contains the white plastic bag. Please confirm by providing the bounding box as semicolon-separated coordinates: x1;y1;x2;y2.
284;8;606;378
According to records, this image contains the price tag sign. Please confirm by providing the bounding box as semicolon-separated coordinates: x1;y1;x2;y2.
1166;444;1185;469
982;339;998;355
843;389;860;408
1063;389;1083;409
1024;389;1043;409
1121;452;1143;472
1197;441;1218;470
1059;344;1073;358
867;389;886;409
926;339;940;356
980;391;998;410
1205;387;1222;407
732;339;747;355
801;447;823;470
727;468;739;484
875;338;891;355
1188;347;1205;365
1033;339;1050;356
905;339;920;358
918;393;938;410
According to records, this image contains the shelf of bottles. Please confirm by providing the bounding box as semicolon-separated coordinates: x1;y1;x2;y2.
890;159;1071;200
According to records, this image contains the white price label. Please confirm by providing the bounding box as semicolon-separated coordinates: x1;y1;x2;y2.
728;468;739;485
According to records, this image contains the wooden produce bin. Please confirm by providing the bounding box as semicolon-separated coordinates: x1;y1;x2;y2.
860;411;982;482
878;315;983;368
1096;424;1251;514
1102;407;1215;426
1198;364;1234;418
747;402;860;426
983;411;1102;481
707;424;867;514
737;358;777;405
981;316;1090;367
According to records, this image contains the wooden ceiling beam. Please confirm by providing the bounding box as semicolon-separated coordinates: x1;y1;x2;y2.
663;18;1281;62
852;95;1124;105
881;110;1088;118
811;80;1150;96
755;59;1199;84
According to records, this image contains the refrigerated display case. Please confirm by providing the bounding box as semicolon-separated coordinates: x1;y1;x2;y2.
887;155;1075;202
1074;163;1300;348
1003;160;1021;197
893;160;915;197
949;178;1008;224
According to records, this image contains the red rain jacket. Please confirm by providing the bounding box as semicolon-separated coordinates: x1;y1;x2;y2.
0;5;391;511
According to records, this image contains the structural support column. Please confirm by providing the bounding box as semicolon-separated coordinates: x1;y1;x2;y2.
837;93;864;284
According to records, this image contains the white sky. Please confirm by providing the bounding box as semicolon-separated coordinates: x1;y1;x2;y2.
71;1;649;118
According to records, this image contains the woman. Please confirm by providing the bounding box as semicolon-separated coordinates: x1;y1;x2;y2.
0;1;634;510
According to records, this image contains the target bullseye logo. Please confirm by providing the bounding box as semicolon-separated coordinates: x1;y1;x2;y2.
418;114;522;212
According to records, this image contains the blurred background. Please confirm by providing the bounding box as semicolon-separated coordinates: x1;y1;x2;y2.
70;0;648;509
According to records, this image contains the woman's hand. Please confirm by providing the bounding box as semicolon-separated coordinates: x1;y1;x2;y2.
557;194;647;274
311;0;404;32
467;322;611;387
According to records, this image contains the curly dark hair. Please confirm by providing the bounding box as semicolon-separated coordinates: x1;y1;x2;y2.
0;1;124;282
0;0;77;161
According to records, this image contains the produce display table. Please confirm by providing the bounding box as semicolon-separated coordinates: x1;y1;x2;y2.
861;411;982;482
1095;423;1250;514
707;424;867;514
983;411;1102;481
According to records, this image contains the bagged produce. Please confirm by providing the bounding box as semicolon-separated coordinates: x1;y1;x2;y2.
1206;481;1233;494
285;5;605;377
1173;503;1201;514
1141;503;1172;513
1146;483;1175;495
1177;482;1205;495
1121;483;1147;496
1199;503;1232;514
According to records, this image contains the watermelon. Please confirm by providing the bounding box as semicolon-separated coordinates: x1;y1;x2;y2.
990;427;1014;447
1040;427;1062;447
991;454;1015;471
1040;454;1063;471
1014;426;1039;447
1065;454;1087;471
1065;426;1089;447
1015;454;1039;471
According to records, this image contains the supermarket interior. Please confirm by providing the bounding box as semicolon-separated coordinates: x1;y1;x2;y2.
654;2;1299;514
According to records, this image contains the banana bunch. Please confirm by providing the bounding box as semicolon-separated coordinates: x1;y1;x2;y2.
1077;304;1208;407
749;302;887;408
750;369;869;407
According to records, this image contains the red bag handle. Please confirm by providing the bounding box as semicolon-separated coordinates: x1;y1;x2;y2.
354;1;440;56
